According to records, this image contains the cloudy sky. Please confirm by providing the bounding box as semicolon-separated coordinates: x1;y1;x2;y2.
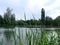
0;0;60;20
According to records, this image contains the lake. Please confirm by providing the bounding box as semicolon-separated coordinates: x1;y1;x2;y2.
0;27;60;45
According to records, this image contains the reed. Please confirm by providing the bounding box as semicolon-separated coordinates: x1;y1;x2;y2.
1;15;59;45
2;28;58;45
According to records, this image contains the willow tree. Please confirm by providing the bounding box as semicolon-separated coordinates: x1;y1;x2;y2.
4;7;12;25
4;7;15;26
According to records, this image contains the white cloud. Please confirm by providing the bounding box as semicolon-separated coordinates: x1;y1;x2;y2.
45;0;60;11
44;0;60;19
47;9;60;19
27;0;49;12
0;0;60;20
9;0;21;4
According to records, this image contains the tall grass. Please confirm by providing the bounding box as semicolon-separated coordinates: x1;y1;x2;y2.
1;28;60;45
0;14;60;45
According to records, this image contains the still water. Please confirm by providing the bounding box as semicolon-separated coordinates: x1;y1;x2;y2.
0;27;60;45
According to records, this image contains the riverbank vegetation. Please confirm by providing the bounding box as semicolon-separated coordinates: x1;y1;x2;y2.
0;7;60;45
0;28;60;45
0;7;60;27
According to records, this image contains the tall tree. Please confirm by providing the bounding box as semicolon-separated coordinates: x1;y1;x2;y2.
41;8;45;25
4;7;15;26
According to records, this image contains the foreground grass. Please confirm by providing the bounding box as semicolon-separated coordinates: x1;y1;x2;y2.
1;28;60;45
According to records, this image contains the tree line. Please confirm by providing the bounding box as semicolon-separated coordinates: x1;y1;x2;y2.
0;7;60;27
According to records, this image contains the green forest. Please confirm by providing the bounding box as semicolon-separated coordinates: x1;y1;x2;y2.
0;7;60;27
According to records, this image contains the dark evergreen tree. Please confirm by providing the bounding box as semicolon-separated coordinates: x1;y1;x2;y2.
41;8;45;25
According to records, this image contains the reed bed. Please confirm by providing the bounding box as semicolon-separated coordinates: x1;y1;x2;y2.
0;28;60;45
0;15;60;45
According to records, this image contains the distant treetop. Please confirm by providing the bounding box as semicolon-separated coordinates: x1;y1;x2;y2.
41;8;45;12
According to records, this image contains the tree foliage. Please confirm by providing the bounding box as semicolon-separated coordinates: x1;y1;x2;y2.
41;8;45;25
3;7;15;27
0;7;60;27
